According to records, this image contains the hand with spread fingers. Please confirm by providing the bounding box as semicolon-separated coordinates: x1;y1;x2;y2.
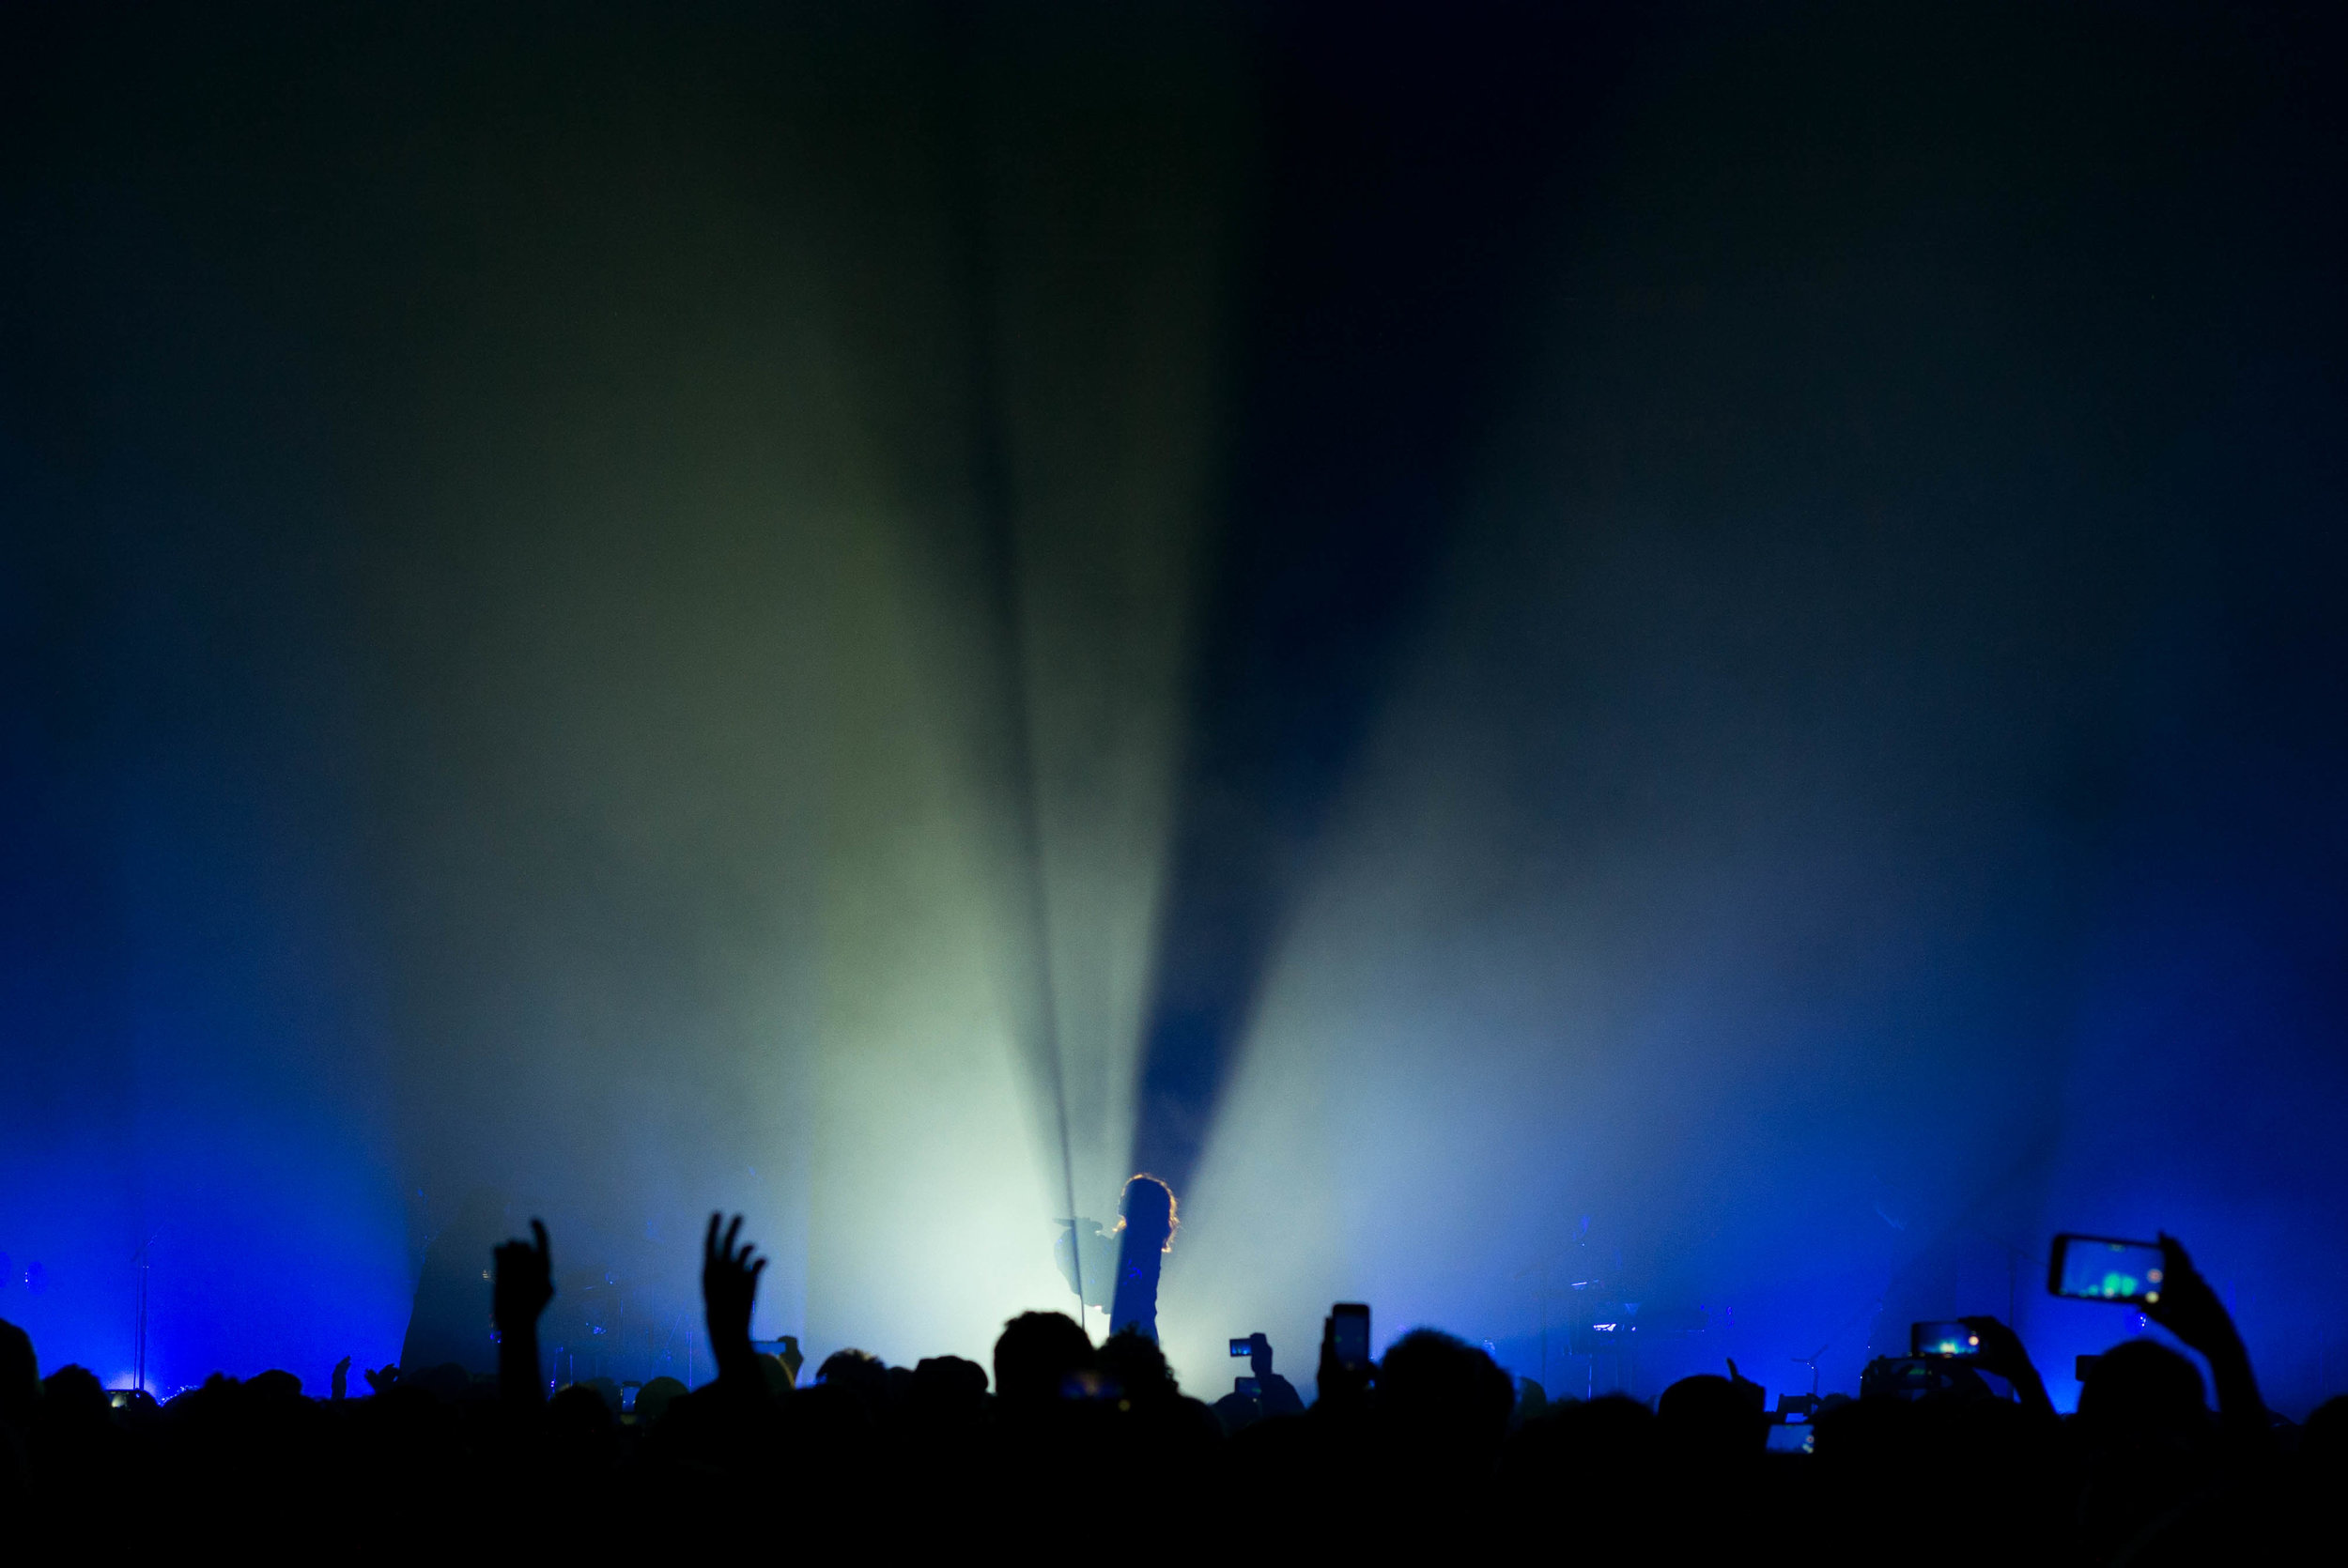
703;1212;768;1391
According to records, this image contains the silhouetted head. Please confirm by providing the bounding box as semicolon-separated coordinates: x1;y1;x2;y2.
1376;1329;1514;1467
1505;1391;1655;1481
247;1369;303;1403
1657;1373;1767;1461
0;1318;36;1429
756;1352;795;1396
1100;1329;1178;1406
994;1311;1094;1406
38;1365;108;1429
409;1362;471;1402
2078;1339;2209;1443
634;1375;687;1424
1117;1175;1179;1251
549;1381;616;1433
817;1347;888;1407
910;1355;989;1421
1212;1389;1262;1436
2302;1393;2348;1465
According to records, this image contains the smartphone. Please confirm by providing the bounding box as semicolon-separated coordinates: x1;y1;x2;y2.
1331;1302;1371;1371
1230;1337;1253;1358
1233;1376;1261;1398
2047;1234;2166;1304
1765;1420;1815;1453
1911;1320;1981;1358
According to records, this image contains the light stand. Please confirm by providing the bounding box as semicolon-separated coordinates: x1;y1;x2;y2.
131;1235;155;1395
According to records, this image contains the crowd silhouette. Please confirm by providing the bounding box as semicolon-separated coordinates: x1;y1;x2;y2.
2;1219;2339;1559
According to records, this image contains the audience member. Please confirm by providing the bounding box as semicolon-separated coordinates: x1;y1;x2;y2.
1;1223;2329;1563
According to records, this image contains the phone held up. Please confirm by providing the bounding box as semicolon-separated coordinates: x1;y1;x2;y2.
1331;1302;1371;1372
2047;1234;2166;1305
1911;1320;1981;1358
1230;1337;1253;1358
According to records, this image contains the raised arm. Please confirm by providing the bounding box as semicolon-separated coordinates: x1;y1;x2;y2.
492;1219;554;1407
702;1212;768;1395
2144;1233;2267;1446
1960;1315;2056;1421
1314;1313;1373;1417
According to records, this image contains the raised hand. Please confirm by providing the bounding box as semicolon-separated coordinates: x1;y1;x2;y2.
703;1212;767;1391
1725;1357;1767;1410
2144;1233;2267;1440
1958;1315;2054;1418
2141;1234;2233;1355
363;1364;400;1395
492;1219;554;1335
493;1219;554;1407
331;1356;351;1402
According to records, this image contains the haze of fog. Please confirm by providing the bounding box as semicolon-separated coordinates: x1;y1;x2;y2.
4;6;2343;1412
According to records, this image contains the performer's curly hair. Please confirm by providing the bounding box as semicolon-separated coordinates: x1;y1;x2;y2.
1113;1174;1179;1253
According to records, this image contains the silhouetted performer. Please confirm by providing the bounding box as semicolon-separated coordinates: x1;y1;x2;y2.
1107;1174;1178;1343
398;1188;509;1376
